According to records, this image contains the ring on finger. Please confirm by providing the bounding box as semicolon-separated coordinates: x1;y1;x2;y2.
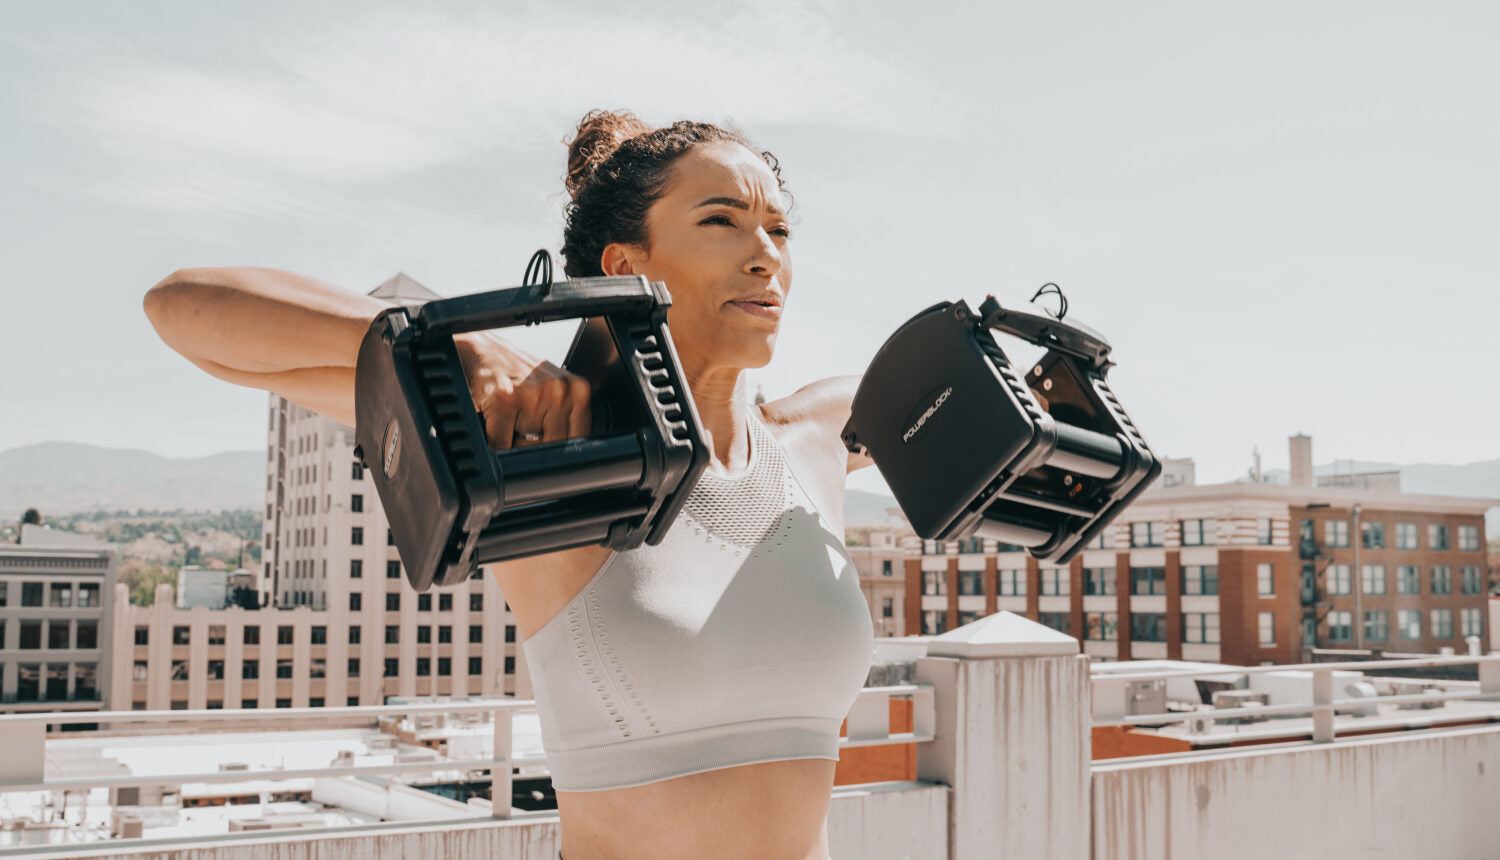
515;431;543;443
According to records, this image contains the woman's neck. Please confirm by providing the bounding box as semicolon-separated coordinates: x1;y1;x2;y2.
683;364;753;474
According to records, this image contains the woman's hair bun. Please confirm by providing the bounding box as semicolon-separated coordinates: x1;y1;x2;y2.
565;109;652;201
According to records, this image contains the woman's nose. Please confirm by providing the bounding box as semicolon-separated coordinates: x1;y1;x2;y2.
746;230;783;276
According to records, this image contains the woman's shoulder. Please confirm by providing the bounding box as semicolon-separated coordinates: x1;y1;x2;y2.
754;376;856;445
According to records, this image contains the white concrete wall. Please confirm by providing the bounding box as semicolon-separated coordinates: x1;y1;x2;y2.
72;779;948;860
1092;724;1500;860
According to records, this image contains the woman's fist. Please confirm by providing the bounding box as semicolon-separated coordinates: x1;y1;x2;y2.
454;331;592;450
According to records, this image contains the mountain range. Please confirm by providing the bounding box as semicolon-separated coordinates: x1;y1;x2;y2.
2;442;1496;534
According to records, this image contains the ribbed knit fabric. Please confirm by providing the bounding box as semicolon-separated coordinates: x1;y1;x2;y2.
522;410;875;792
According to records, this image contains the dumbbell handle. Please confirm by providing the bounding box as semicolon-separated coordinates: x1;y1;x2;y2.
1049;423;1125;480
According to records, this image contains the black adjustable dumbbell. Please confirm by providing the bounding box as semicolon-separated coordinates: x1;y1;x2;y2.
843;293;1160;564
353;274;708;591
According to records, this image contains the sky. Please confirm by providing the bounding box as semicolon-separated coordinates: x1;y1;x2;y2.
3;0;1498;497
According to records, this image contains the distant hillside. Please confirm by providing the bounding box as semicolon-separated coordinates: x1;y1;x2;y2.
845;489;903;528
0;442;264;518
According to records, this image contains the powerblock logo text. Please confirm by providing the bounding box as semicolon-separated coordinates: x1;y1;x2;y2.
902;386;953;443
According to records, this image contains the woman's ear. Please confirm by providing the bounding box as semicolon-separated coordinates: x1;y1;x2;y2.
600;243;643;277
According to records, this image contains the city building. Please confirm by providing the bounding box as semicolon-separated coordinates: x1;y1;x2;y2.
846;514;912;638
0;525;117;712
907;435;1495;665
250;272;527;702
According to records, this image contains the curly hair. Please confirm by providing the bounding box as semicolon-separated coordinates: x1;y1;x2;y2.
560;109;790;278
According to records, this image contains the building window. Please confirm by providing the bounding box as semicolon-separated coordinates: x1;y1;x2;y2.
310;626;327;645
1462;566;1483;595
469;657;483;675
882;560;893;576
958;570;983;596
205;659;225;681
922;570;946;596
417;626;432;644
1361;564;1387;595
922;610;947;635
1365;610;1388;642
1359;521;1386;549
1462;608;1483;638
277;625;294;645
385;593;400;612
1395;523;1418;550
1088;529;1116;550
1181;565;1219;596
418;594;432;612
387;561;401;580
957;610;980;626
438;593;453;612
1257;563;1275;597
349;625;361;644
438;657;451;677
1258;611;1276;646
134;626;149;646
21;582;42;606
469;626;483;643
1428;524;1450;551
1431;566;1452;595
998;568;1027;596
385;625;399;644
1084;567;1116;596
385;658;399;678
1397;565;1420;595
353;461;364;480
244;625;260;645
350;559;362;578
1398;609;1422;640
1085;612;1118;641
173;626;191;646
1130;522;1163;548
76;620;98;649
1326;564;1352;596
921;540;939;555
351;527;364;545
416;658;430;677
74;664;99;701
1039;568;1069;596
959;537;983;554
49;583;72;607
1179;518;1217;547
505;625;515;643
242;659;259;680
1256;517;1274;545
15;664;39;701
882;597;894;618
1327;610;1353;643
1131;613;1166;642
49;622;70;649
1324;520;1350;548
348;658;361;678
1430;609;1454;639
349;593;362;611
351;494;363;513
1182;612;1220;644
1459;525;1481;552
18;621;40;650
274;659;292;679
78;583;98;608
387;529;395;546
1130;567;1165;596
1039;612;1069;634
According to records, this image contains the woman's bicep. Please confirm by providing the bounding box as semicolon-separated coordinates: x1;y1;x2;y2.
761;375;874;473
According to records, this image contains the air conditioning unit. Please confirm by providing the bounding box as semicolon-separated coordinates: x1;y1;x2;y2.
1125;679;1166;717
1212;690;1271;724
1394;682;1445;710
110;813;144;839
1341;682;1380;717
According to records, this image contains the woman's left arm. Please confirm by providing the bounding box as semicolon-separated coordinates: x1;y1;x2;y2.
759;375;874;473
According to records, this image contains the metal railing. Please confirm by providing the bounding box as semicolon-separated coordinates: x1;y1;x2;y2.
1092;654;1500;746
0;683;934;850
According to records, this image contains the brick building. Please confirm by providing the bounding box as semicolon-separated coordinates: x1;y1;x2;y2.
906;440;1494;665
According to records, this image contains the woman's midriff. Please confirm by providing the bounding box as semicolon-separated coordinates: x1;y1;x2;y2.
556;757;835;860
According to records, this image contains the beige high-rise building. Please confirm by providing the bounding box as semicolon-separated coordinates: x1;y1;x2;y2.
846;516;912;639
109;273;529;711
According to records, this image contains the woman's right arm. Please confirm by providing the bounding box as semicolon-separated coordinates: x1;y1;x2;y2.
142;267;590;446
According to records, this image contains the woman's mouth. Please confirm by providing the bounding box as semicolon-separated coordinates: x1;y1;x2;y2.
728;299;782;321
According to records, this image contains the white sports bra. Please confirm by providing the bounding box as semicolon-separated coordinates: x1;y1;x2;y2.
521;410;876;791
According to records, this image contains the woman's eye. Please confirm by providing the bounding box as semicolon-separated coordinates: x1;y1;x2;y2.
700;214;734;226
770;226;792;238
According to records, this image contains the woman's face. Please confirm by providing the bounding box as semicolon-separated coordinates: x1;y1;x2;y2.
605;142;793;375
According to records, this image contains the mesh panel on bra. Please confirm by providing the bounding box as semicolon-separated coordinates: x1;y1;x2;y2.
683;415;792;549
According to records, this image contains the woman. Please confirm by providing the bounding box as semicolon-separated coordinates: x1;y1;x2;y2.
144;110;877;860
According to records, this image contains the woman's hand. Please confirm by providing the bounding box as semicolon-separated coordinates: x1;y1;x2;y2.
453;331;592;450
